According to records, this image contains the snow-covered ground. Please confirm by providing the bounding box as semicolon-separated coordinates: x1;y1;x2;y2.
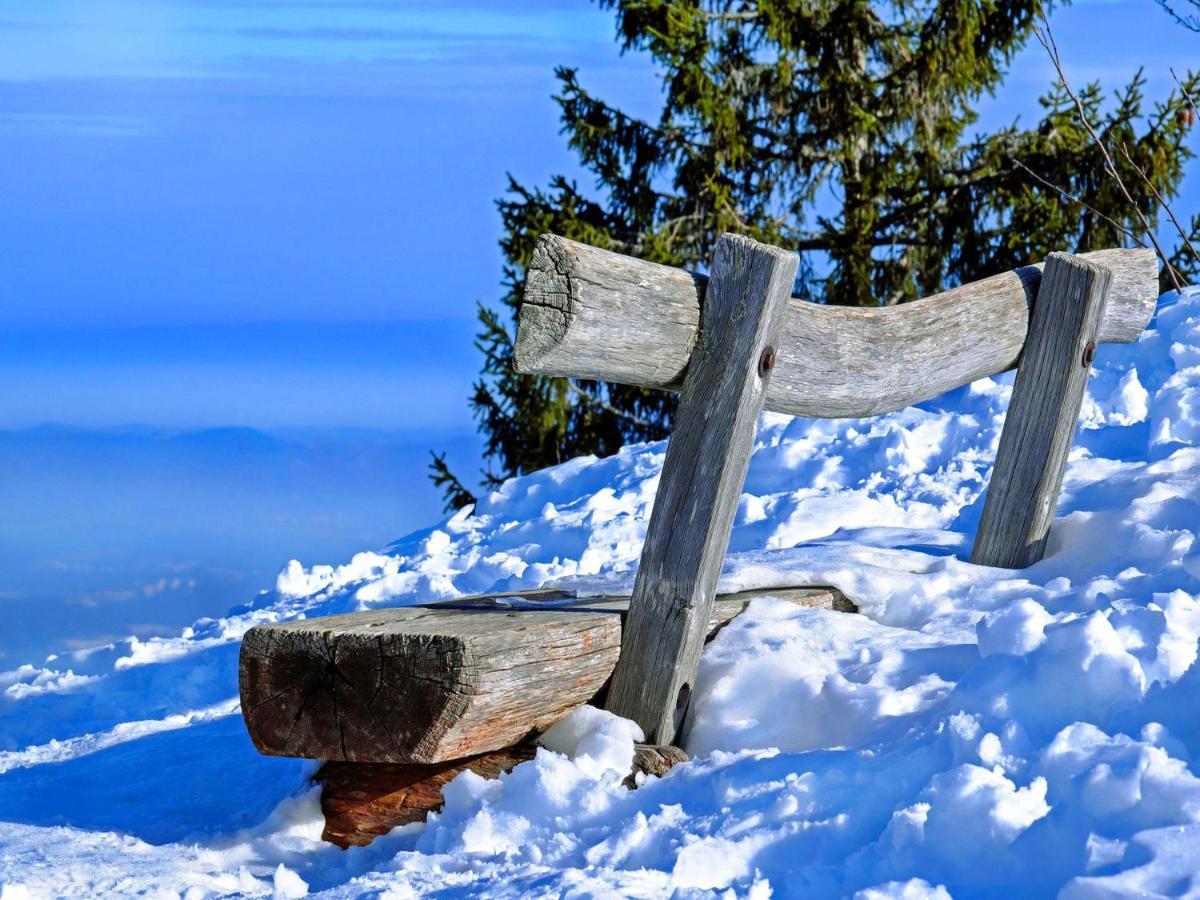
4;288;1200;898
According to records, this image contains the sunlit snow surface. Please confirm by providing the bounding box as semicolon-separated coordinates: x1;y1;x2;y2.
6;289;1200;897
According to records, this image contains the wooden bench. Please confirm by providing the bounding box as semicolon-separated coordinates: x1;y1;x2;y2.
241;586;852;764
239;233;1157;843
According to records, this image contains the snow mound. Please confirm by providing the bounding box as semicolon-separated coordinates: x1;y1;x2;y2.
5;289;1200;896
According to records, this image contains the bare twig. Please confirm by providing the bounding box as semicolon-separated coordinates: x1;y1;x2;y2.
566;380;660;431
1010;158;1142;245
704;10;762;22
1034;18;1183;289
1171;66;1200;121
1157;0;1200;31
1118;142;1200;268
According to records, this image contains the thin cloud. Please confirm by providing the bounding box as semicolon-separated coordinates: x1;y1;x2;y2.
0;112;150;138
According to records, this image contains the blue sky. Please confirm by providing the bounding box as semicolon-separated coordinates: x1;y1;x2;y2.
0;1;645;331
1;0;1198;429
0;0;650;430
1;0;1198;660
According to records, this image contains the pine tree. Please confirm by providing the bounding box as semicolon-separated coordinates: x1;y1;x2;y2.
436;1;1199;509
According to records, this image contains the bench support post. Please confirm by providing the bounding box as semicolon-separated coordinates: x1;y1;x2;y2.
604;234;798;744
972;252;1113;569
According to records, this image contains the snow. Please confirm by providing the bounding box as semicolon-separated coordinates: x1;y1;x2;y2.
4;288;1200;896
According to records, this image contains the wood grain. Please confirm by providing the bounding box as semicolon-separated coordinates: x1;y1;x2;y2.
239;586;852;764
604;234;799;745
971;253;1113;568
515;234;1157;418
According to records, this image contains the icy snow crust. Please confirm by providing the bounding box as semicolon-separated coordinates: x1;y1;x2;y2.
4;290;1200;897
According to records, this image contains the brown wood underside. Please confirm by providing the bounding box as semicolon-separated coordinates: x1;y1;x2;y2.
316;746;537;848
316;742;690;848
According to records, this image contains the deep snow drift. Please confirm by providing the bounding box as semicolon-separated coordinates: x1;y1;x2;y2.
4;288;1200;897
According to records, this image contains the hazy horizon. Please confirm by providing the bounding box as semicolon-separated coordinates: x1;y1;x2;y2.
0;422;483;663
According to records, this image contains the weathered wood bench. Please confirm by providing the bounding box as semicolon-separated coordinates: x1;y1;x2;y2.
239;233;1157;844
241;586;852;763
248;587;849;847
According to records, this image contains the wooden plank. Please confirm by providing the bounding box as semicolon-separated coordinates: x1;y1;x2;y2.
604;234;799;745
315;743;689;848
971;253;1113;569
239;586;853;764
515;235;1157;419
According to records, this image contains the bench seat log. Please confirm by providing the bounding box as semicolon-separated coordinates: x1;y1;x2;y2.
239;586;853;765
515;235;1157;419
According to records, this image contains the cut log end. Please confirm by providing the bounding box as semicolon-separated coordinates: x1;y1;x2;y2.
239;616;472;764
514;234;575;375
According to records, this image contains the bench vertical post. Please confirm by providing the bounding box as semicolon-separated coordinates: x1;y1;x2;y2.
604;234;798;744
972;252;1113;569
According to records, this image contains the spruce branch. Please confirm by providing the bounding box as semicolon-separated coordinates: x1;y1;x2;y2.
428;451;477;513
460;1;1197;485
